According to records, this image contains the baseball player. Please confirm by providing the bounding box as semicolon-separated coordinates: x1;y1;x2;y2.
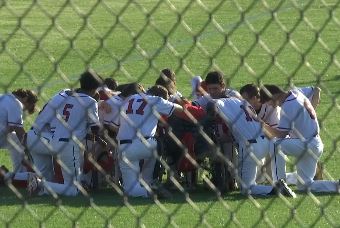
210;97;295;197
115;85;183;198
240;84;280;184
192;71;242;109
26;89;71;181
0;89;38;173
261;85;338;193
27;70;103;196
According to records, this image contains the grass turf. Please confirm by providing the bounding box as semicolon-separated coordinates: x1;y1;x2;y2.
1;0;340;227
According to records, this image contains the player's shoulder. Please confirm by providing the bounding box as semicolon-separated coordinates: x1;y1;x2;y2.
4;93;23;109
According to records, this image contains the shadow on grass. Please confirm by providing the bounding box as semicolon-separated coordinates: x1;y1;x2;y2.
0;186;250;208
1;185;338;208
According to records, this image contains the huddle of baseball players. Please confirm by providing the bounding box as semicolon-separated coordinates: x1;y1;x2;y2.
0;68;339;199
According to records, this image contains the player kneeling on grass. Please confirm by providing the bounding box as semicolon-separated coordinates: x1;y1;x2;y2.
116;85;183;198
261;85;339;193
27;69;103;197
0;89;38;173
207;97;296;197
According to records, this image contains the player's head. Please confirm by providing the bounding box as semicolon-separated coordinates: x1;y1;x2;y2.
240;84;261;110
147;85;169;100
104;78;118;91
205;71;225;98
79;69;103;95
12;89;38;114
260;84;286;107
120;82;145;98
160;68;176;83
155;76;176;96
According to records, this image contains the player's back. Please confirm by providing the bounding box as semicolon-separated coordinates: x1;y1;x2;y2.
51;91;99;140
100;94;124;126
280;90;319;139
0;94;23;144
117;93;175;140
216;97;263;143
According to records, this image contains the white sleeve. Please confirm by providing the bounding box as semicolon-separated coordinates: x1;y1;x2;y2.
297;87;314;100
155;97;176;117
88;101;100;127
7;99;23;127
277;106;292;131
33;103;56;132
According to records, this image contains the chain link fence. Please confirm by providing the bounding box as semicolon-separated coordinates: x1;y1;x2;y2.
1;0;340;227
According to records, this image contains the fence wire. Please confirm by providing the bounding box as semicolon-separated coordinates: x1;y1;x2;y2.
0;0;340;227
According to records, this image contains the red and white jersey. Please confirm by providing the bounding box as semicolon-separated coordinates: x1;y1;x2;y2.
100;95;124;127
215;97;263;143
278;90;319;139
0;93;23;145
32;89;71;134
257;103;280;128
43;91;99;140
115;94;176;140
193;88;241;109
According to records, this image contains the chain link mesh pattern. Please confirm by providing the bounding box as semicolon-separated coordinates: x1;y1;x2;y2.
1;0;340;227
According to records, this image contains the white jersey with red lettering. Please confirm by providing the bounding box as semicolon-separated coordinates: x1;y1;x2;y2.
215;97;284;196
116;93;177;197
278;90;319;139
115;93;175;141
275;89;337;193
49;91;100;140
215;97;263;143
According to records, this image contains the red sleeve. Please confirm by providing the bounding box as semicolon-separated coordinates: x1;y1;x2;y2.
175;103;206;122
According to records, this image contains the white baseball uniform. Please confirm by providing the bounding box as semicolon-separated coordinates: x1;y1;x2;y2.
275;90;338;192
0;93;26;172
27;90;70;181
115;93;177;197
38;91;100;196
295;86;315;101
215;97;284;195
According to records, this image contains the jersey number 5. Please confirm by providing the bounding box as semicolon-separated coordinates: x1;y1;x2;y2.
126;98;147;115
63;104;74;122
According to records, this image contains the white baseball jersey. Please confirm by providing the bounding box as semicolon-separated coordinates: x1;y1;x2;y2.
193;88;241;109
0;93;24;146
294;86;314;101
45;91;100;140
32;89;71;134
100;95;124;127
115;93;175;140
257;103;280;128
215;97;263;143
278;90;319;139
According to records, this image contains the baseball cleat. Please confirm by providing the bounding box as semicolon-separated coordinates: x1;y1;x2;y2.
275;179;296;198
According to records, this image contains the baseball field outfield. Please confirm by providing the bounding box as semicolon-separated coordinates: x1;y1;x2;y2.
1;0;340;227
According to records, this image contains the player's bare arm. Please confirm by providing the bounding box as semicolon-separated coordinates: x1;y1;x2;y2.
311;87;321;109
260;121;288;139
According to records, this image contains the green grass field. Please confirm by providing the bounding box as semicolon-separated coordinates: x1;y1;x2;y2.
1;0;340;227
